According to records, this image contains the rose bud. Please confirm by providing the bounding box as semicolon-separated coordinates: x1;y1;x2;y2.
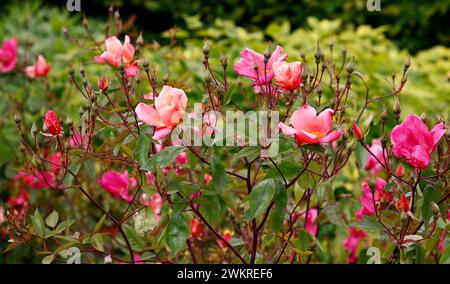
98;77;109;92
190;218;203;239
44;110;62;135
395;163;404;177
352;123;364;141
397;194;410;213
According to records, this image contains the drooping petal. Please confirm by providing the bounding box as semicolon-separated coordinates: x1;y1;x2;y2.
278;122;297;136
319;130;343;143
135;103;165;127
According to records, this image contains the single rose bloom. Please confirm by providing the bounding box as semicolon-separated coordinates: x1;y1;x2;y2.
390;114;445;169
190;218;203;238
0;37;18;73
25;55;51;78
95;36;139;77
279;104;343;145
135;85;188;140
365;139;386;175
44;110;62;135
273;61;302;91
98;171;136;202
234;45;287;92
356;177;391;220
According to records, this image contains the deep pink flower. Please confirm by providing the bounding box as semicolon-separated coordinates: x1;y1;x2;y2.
44;110;62;135
15;171;55;189
7;189;30;214
395;163;404;177
190;218;203;239
365;139;386;175
390;114;445;169
0;37;18;73
273;61;302;91
302;208;318;236
397;194;410;213
279;104;342;145
49;152;63;175
352;123;364;141
343;227;368;264
136;85;188;140
25;55;51;78
356;177;389;220
98;171;136;202
234;45;287;92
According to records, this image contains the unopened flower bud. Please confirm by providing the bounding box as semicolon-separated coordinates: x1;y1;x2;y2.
202;40;210;58
368;177;376;193
66;116;73;128
420;112;427;123
381;109;388;123
352;123;364;141
98;77;109;92
163;73;169;85
301;67;308;82
220;53;228;67
82;15;89;26
395;163;404;177
13;112;22;125
79;63;85;78
404;57;411;71
342;48;347;57
253;62;259;72
31;122;38;135
431;202;440;218
19;144;26;154
314;44;321;64
346;58;354;75
69;66;75;77
264;46;272;62
393;97;401;115
136;32;144;47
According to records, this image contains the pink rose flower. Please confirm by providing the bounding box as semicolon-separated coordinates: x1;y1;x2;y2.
390;114;445;169
95;36;139;77
356;177;391;220
234;45;287;92
279;104;343;145
0;37;18;73
272;61;302;91
135;85;188;140
364;139;386;175
25;55;51;78
98;171;136;202
44;110;62;136
302;208;318;236
343;227;368;264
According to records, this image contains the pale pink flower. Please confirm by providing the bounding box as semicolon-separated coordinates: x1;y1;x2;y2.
135;85;187;140
98;171;136;202
0;37;18;73
273;61;302;91
279;104;342;145
25;55;51;78
365;139;386;175
204;174;213;183
95;36;139;77
234;45;287;92
390;114;445;169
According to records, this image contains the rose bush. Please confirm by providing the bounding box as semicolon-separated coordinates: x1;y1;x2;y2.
0;4;449;264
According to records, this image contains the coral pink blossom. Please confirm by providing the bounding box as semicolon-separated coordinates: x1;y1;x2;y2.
190;218;203;239
364;139;387;175
390;114;445;169
356;178;391;220
234;45;287;92
273;61;302;91
95;36;139;77
25;55;51;78
0;38;18;73
136;85;187;140
204;174;213;183
98;171;136;202
44;110;62;135
343;227;368;264
395;163;404;177
279;104;343;145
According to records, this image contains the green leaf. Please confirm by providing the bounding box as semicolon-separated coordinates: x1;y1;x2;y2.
355;142;368;170
265;159;303;181
234;146;260;161
135;208;157;238
211;159;227;192
350;216;384;231
41;255;54;264
135;135;151;167
440;244;450;264
141;146;186;170
45;211;59;228
122;224;145;251
269;182;287;232
423;186;440;228
91;234;105;252
248;179;276;219
93;214;107;234
197;191;223;226
166;214;189;255
30;209;45;237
